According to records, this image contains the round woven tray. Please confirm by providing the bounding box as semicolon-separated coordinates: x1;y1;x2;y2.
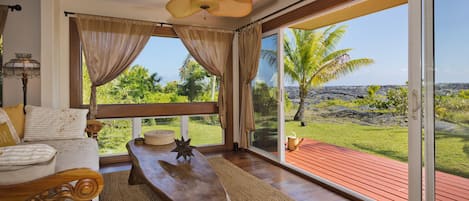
144;130;175;145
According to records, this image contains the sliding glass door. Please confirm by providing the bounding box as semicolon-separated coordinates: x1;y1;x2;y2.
247;1;469;200
429;0;469;200
250;30;284;158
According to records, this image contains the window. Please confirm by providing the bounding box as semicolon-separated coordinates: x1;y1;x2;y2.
69;19;232;155
82;37;219;105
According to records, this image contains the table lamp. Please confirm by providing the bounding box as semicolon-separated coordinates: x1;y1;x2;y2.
2;53;40;106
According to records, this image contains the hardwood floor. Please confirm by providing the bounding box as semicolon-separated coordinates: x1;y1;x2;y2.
100;151;349;201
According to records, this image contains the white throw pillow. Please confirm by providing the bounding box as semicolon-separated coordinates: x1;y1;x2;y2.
23;106;88;141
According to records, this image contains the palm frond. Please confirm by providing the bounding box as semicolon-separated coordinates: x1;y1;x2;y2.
285;26;373;90
284;35;303;78
322;48;352;63
260;49;277;66
284;57;300;82
311;58;374;86
323;25;347;53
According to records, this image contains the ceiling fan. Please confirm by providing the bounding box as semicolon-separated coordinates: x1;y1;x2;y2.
166;0;253;18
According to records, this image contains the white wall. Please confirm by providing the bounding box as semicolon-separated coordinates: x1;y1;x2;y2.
41;0;65;108
1;0;41;107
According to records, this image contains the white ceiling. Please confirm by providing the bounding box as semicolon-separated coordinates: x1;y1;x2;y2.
61;0;311;30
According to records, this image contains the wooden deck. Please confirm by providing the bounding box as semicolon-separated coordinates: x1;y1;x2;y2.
285;139;469;201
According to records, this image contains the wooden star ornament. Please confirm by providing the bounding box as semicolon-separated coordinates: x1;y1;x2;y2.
171;136;195;160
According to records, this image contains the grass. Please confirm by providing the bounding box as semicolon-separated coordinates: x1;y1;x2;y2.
142;123;223;146
98;119;223;155
435;131;469;177
286;121;469;178
315;99;361;109
286;121;409;161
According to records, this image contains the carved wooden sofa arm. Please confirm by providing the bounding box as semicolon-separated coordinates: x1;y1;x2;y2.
0;168;104;201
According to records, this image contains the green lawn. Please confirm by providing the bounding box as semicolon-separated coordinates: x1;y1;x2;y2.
95;114;468;178
98;119;223;155
286;121;469;178
435;131;469;178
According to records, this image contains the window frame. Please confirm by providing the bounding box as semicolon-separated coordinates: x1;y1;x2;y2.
69;18;233;155
69;18;219;118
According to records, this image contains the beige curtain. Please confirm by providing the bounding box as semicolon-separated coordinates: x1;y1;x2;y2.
173;25;234;129
238;23;262;148
0;5;8;34
76;14;154;119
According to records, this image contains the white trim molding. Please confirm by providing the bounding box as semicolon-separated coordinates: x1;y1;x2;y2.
408;0;423;200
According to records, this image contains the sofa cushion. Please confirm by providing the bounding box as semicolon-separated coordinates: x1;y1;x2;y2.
3;104;25;139
0;144;57;185
23;106;88;141
0;144;56;166
0;108;20;144
0;157;56;185
23;138;99;172
0;123;16;147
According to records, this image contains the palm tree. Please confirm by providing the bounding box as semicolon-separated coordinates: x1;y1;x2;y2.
179;54;218;101
264;26;374;121
113;65;162;101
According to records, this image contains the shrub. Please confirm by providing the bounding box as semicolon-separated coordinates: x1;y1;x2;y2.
384;86;408;115
354;85;387;111
367;85;381;98
361;86;408;115
284;93;293;113
458;89;469;99
252;82;277;116
155;117;178;124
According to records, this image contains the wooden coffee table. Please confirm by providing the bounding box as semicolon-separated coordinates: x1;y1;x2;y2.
126;140;229;201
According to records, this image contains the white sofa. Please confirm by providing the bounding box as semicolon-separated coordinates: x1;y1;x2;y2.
0;106;103;201
22;138;99;174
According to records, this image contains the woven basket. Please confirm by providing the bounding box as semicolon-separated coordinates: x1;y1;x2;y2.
144;130;175;145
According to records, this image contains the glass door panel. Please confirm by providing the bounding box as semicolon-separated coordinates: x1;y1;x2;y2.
433;0;469;199
282;7;410;200
250;33;279;154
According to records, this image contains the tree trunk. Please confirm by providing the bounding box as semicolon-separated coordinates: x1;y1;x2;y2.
294;87;307;121
293;97;305;121
211;77;216;101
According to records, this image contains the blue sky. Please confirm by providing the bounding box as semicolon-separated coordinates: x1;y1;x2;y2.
322;5;408;86
255;34;278;87
131;37;189;84
132;2;468;86
435;0;469;83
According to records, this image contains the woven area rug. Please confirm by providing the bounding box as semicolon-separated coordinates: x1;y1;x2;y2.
100;157;294;201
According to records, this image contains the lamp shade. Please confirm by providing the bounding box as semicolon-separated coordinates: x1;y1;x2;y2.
3;53;40;78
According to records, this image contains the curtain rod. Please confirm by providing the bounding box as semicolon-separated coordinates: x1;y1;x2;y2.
236;0;305;32
63;11;234;32
63;11;174;27
6;4;21;12
65;0;306;32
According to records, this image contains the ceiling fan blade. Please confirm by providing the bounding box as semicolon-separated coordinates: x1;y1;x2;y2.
208;0;253;17
234;0;253;3
166;0;202;18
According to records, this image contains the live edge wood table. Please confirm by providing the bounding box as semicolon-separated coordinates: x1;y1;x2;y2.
126;140;229;201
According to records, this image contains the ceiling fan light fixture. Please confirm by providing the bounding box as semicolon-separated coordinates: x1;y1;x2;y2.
192;0;218;10
166;0;252;18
